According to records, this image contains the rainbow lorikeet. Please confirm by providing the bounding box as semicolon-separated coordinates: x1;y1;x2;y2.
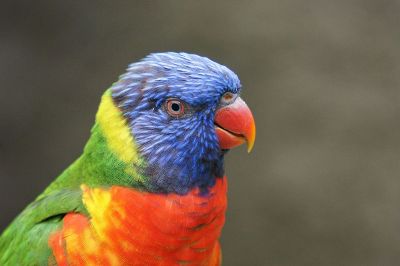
0;52;256;265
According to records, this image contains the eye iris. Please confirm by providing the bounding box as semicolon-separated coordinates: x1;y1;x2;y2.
166;99;185;116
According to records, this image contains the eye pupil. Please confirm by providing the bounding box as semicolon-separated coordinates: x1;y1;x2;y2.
171;103;180;112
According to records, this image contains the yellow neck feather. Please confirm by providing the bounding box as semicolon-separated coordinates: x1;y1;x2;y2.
96;90;140;164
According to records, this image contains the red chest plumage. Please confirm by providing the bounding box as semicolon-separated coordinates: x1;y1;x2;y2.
49;177;227;266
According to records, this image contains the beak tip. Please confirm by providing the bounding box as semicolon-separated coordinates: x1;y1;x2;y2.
246;140;255;153
246;124;256;153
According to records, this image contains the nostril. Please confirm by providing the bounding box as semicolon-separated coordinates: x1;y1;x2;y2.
220;92;237;105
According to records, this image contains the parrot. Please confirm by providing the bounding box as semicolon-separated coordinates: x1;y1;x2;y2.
0;52;256;266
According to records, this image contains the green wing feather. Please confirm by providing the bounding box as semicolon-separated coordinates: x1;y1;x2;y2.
0;92;144;265
0;189;86;266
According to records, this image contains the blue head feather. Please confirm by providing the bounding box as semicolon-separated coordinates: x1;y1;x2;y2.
111;52;241;194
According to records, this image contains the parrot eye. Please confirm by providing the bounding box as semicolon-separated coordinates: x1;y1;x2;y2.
221;92;237;105
165;98;186;118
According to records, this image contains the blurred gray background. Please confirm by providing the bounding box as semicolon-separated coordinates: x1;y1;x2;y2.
1;0;400;265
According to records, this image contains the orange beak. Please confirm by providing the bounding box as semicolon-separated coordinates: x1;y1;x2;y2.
214;97;256;152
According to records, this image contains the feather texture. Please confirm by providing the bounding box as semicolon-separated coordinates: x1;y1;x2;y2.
49;177;227;265
0;52;248;266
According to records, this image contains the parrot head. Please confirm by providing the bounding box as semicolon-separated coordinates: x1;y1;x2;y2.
111;52;255;194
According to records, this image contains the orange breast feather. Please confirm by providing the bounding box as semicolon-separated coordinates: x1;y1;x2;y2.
49;177;227;266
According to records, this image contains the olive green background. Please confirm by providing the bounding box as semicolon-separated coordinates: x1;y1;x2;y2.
1;1;400;265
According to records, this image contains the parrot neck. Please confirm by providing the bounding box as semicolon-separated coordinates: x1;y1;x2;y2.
75;91;150;189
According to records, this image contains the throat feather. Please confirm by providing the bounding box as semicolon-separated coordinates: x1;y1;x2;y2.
50;177;227;265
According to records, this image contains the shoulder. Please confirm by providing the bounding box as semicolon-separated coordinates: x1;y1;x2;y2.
0;188;87;265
